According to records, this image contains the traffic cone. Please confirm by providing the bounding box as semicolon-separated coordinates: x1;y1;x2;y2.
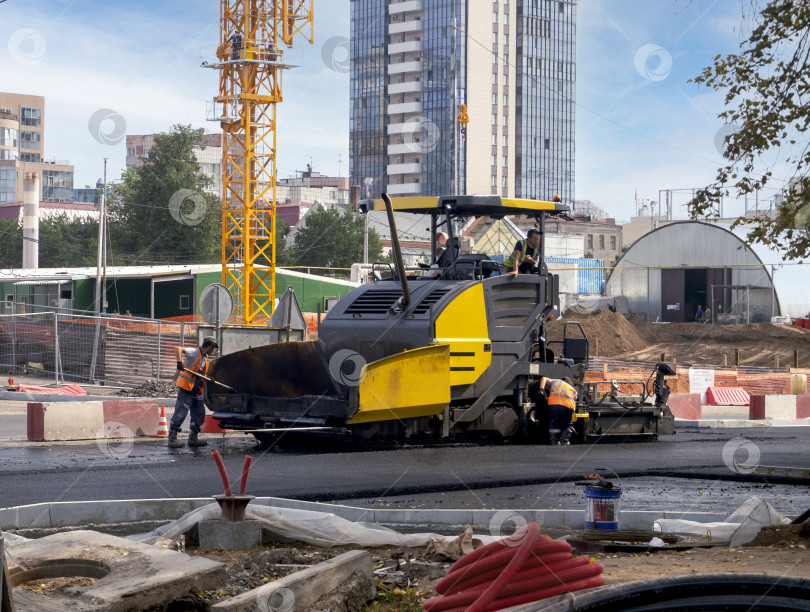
153;405;169;438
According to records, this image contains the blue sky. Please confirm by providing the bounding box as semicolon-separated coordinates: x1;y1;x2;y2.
1;0;768;220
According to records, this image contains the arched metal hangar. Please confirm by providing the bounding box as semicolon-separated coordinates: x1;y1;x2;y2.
605;221;809;323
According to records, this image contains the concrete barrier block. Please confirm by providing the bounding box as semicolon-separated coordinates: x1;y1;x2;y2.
797;394;810;419
102;399;159;436
211;550;374;612
761;395;797;419
667;394;701;420
27;401;105;441
749;395;798;420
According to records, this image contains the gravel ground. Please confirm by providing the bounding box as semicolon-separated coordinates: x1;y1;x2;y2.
114;380;178;397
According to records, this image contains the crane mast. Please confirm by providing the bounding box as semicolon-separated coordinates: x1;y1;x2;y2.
206;0;313;323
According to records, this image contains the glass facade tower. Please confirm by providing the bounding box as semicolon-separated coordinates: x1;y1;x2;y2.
350;0;575;202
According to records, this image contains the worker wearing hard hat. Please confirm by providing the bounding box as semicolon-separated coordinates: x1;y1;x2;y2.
502;228;541;278
540;376;578;445
169;336;219;448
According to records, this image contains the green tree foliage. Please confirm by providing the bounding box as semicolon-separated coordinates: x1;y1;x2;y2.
286;205;383;270
274;217;292;266
39;215;98;268
690;0;810;258
0;216;98;268
108;124;221;264
0;220;21;268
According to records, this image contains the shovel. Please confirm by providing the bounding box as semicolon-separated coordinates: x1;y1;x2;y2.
181;367;238;393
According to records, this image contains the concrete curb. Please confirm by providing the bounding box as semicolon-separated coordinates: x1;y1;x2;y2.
0;391;175;404
210;550;374;611
0;497;731;533
676;417;810;428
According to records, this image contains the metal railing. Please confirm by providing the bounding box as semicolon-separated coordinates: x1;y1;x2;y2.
0;304;202;387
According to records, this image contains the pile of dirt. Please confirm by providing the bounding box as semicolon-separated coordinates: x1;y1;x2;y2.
114;380;177;397
546;309;651;357
747;523;810;547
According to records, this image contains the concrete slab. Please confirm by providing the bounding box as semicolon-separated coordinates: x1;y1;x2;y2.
199;519;262;551
7;529;227;611
210;550;374;612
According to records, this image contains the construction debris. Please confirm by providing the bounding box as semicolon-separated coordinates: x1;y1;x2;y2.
114;380;177;397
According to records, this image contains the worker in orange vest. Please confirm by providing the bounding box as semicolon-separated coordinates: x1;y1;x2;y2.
168;336;218;448
540;376;578;445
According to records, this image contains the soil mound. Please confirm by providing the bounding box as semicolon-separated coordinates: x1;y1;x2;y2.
546;309;650;357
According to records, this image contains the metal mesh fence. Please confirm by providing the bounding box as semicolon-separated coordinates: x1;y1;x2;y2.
0;304;201;386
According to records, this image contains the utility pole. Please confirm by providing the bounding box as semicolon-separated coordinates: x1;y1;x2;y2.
452;9;458;196
101;159;108;313
94;158;107;316
363;178;373;264
89;157;107;382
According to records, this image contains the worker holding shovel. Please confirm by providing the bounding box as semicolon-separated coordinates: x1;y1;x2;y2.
168;336;219;448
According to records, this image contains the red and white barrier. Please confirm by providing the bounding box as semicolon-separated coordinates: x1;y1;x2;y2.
27;399;160;441
750;395;810;420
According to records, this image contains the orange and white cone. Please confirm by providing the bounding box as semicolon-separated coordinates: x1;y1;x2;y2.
153;405;169;438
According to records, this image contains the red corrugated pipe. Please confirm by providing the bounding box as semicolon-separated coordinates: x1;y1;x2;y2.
424;522;604;612
211;449;232;496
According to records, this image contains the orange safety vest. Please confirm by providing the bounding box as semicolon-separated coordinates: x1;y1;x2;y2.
547;379;577;411
176;347;208;392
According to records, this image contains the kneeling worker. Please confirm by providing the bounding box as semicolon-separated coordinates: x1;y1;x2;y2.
540;376;578;445
501;229;541;278
169;336;219;448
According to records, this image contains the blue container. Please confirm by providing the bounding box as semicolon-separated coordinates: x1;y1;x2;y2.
585;485;622;530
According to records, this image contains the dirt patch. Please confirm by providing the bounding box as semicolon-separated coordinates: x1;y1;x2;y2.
549;310;810;367
19;575;97;596
546;310;651;357
747;523;810;547
597;544;810;583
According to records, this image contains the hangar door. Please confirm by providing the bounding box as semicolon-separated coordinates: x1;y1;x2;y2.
661;268;731;323
661;269;685;322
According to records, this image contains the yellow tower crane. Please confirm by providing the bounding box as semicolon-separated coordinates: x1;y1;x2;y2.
205;0;313;323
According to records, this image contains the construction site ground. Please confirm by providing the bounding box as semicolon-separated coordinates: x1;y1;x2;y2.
142;525;810;610
547;309;810;368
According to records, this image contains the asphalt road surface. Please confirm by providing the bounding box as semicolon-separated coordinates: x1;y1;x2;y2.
0;425;808;509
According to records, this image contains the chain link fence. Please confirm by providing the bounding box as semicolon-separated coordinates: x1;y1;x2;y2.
0;304;202;387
